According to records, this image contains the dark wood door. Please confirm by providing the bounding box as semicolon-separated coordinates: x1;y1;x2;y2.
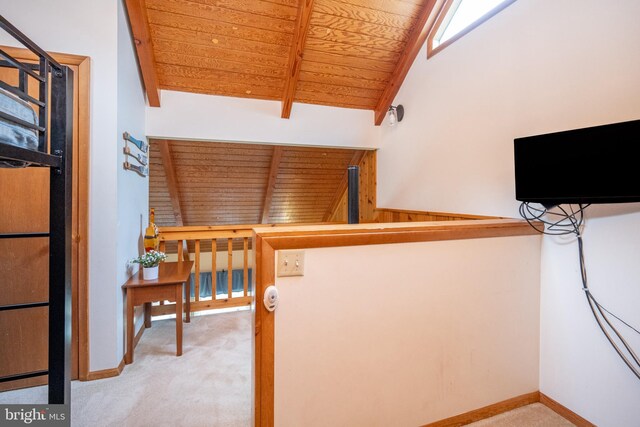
0;56;80;391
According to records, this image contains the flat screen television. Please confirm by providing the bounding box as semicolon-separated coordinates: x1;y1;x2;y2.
514;119;640;207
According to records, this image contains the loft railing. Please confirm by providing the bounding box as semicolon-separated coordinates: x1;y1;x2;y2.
155;225;256;316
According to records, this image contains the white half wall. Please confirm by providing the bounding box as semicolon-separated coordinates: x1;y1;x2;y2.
376;0;640;424
146;90;381;149
274;235;541;426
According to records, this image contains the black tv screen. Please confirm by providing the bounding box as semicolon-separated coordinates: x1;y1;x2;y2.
514;119;640;206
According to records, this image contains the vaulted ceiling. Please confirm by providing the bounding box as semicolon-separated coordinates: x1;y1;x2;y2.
125;0;442;124
149;139;371;228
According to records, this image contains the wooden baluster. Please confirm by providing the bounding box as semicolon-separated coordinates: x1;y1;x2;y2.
243;237;249;297
159;240;166;253
212;239;217;300
194;239;200;302
177;240;183;261
227;238;233;300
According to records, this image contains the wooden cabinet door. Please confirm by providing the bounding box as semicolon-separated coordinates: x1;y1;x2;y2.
0;56;80;391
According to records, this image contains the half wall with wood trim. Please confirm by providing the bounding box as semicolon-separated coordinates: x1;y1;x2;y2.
253;220;542;426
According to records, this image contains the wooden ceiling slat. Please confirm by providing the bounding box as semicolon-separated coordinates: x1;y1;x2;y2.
170;160;272;169
158;78;282;100
157;64;284;90
340;0;422;18
172;154;273;162
295;80;382;100
281;146;356;155
170;143;275;153
147;8;294;46
171;150;273;157
301;49;396;73
145;0;297;34
149;25;290;58
176;178;270;185
154;54;285;83
309;12;410;41
306;25;404;53
300;60;390;83
314;0;416;29
275;175;343;182
185;0;298;21
298;71;385;91
174;169;271;177
160;85;273;100
294;90;376;109
304;37;401;62
178;183;269;189
153;39;289;69
277;166;350;174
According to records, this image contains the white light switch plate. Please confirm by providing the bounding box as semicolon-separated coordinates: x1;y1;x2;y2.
277;250;305;277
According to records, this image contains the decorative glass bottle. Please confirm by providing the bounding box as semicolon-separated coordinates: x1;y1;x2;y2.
143;208;159;253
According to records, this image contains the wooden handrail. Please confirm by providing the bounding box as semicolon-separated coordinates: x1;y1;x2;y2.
253;219;537;250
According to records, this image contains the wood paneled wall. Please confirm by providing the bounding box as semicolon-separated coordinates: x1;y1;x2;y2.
326;149;377;222
373;208;500;223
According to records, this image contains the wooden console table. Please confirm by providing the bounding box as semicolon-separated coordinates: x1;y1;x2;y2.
122;261;193;364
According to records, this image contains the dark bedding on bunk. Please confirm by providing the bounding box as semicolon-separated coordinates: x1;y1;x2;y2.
0;87;39;168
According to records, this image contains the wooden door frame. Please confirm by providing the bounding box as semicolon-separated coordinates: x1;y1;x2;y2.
2;46;91;381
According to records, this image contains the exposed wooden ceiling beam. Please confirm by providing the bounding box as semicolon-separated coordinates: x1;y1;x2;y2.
124;0;161;107
323;150;367;222
158;139;189;260
373;0;443;125
281;0;315;119
261;146;284;223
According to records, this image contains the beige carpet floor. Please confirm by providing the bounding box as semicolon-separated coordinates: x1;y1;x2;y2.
1;311;574;427
467;403;575;426
0;310;252;427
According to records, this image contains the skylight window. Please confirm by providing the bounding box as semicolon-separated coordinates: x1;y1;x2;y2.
427;0;516;57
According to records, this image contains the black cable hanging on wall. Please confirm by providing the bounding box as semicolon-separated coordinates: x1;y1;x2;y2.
519;202;640;380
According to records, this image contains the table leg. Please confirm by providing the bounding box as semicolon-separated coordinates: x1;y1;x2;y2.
125;290;134;364
144;302;152;328
175;285;183;357
185;280;191;323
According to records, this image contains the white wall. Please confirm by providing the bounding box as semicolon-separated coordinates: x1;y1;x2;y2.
146;90;380;149
116;0;148;359
274;235;541;426
377;0;640;424
1;0;148;372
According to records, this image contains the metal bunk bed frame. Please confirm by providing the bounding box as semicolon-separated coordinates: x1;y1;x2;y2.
0;15;73;405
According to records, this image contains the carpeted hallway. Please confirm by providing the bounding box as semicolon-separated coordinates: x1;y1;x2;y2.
0;310;252;427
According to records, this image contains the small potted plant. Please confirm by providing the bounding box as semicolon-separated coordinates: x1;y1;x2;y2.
131;250;167;280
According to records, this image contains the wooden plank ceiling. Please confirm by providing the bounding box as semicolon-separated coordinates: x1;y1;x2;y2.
149;139;370;230
126;0;442;124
